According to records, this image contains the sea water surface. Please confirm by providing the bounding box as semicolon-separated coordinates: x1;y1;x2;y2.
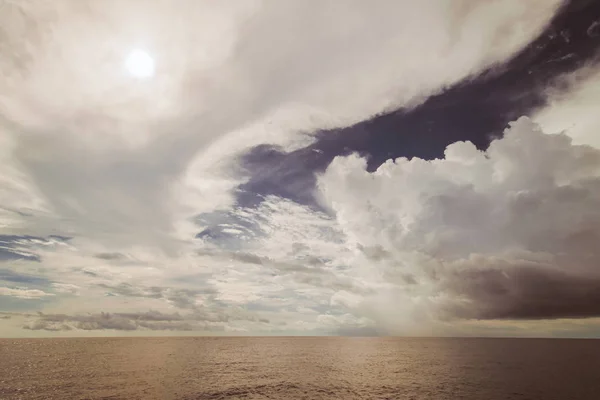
1;337;599;399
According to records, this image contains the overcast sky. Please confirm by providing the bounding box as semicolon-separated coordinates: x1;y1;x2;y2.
1;0;600;337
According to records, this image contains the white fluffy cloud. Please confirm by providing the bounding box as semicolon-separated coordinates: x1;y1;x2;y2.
318;117;600;331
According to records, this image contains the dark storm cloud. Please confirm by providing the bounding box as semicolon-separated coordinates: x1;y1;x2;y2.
443;266;600;320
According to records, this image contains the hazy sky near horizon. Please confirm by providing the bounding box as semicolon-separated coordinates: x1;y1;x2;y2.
1;0;600;337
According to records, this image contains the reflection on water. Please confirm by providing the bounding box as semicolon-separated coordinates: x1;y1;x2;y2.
1;337;599;399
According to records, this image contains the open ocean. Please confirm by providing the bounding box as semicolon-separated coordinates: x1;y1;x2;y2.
1;337;599;399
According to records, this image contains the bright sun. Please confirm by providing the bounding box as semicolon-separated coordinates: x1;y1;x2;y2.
125;49;155;79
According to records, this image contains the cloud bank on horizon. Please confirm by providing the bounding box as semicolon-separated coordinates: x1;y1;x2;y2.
1;0;600;337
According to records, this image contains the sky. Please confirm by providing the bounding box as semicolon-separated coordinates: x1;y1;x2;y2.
1;0;600;338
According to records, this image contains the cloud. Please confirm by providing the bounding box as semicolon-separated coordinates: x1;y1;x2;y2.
0;287;55;299
24;312;138;331
534;64;600;148
7;1;599;337
0;234;69;262
318;117;600;327
0;0;562;252
96;283;215;309
50;283;80;295
94;252;127;261
5;114;600;336
316;313;375;335
21;309;265;332
442;262;600;320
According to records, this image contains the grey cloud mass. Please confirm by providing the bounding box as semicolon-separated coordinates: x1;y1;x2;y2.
444;265;600;320
2;0;600;337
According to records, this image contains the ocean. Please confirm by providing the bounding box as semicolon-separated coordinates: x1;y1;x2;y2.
1;337;599;399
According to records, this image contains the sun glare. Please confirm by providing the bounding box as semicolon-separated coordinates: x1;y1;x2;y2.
125;49;155;79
